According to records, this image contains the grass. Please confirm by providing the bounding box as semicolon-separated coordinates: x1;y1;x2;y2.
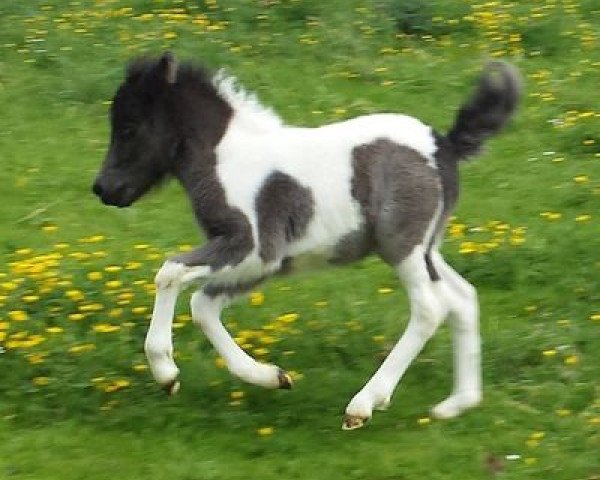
1;0;599;478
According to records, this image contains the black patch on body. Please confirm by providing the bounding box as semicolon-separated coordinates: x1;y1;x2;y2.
173;144;254;270
203;277;266;298
351;139;441;268
255;171;314;262
329;229;373;265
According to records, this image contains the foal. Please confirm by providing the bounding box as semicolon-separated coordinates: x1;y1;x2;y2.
93;53;520;429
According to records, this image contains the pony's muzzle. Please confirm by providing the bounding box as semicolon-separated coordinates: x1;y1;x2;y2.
92;177;133;208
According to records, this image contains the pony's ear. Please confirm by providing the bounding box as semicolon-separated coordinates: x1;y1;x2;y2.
158;52;178;85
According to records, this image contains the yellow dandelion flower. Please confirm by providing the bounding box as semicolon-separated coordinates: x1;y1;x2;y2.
449;222;466;238
314;300;328;307
114;379;131;388
510;236;525;246
257;426;274;436
230;391;245;400
564;355;578;365
93;323;121;333
9;310;28;321
42;225;58;233
68;313;85;321
132;306;148;315
22;295;40;303
1;282;18;292
574;175;589;183
417;417;431;425
575;214;591;222
590;313;600;322
125;262;142;270
79;303;103;312
249;291;265;306
105;280;123;289
104;265;122;273
133;364;148;372
215;356;226;369
540;211;562;220
68;343;96;354
459;241;478;254
46;326;63;334
555;408;571;417
378;287;394;294
277;313;299;323
542;349;557;357
27;353;46;364
87;271;103;281
65;289;84;301
32;376;50;386
163;31;178;40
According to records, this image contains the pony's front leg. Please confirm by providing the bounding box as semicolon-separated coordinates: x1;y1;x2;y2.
144;260;210;394
191;290;292;389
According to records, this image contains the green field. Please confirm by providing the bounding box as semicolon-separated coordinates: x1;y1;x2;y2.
0;1;599;479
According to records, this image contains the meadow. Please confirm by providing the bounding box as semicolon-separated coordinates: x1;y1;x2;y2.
0;0;599;478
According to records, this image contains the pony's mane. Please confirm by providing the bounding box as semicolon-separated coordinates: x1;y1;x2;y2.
126;57;284;132
211;69;284;131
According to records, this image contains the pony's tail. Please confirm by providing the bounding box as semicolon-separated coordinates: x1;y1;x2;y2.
446;61;522;160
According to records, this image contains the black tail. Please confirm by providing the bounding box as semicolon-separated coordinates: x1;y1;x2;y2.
446;61;522;160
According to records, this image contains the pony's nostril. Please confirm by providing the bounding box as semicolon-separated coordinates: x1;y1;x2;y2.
92;182;103;197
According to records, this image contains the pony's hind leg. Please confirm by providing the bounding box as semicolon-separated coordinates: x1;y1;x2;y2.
190;288;293;389
430;252;482;419
343;246;447;430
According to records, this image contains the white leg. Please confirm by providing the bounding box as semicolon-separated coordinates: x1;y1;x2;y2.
144;261;210;393
430;253;482;419
190;290;292;389
343;247;447;430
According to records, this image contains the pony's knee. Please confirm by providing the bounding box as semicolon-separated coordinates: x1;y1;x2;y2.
411;289;445;337
155;261;211;290
155;261;188;289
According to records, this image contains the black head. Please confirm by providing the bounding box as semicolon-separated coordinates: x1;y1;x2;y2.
93;53;182;207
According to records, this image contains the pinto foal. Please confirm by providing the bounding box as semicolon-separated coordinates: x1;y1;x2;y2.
93;54;520;429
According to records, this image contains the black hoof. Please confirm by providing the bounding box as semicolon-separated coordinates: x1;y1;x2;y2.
162;379;180;395
277;369;293;390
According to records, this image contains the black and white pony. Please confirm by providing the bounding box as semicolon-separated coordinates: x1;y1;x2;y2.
93;53;520;429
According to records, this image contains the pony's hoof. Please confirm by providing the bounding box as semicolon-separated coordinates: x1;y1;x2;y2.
342;414;369;430
162;379;180;396
277;369;293;390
